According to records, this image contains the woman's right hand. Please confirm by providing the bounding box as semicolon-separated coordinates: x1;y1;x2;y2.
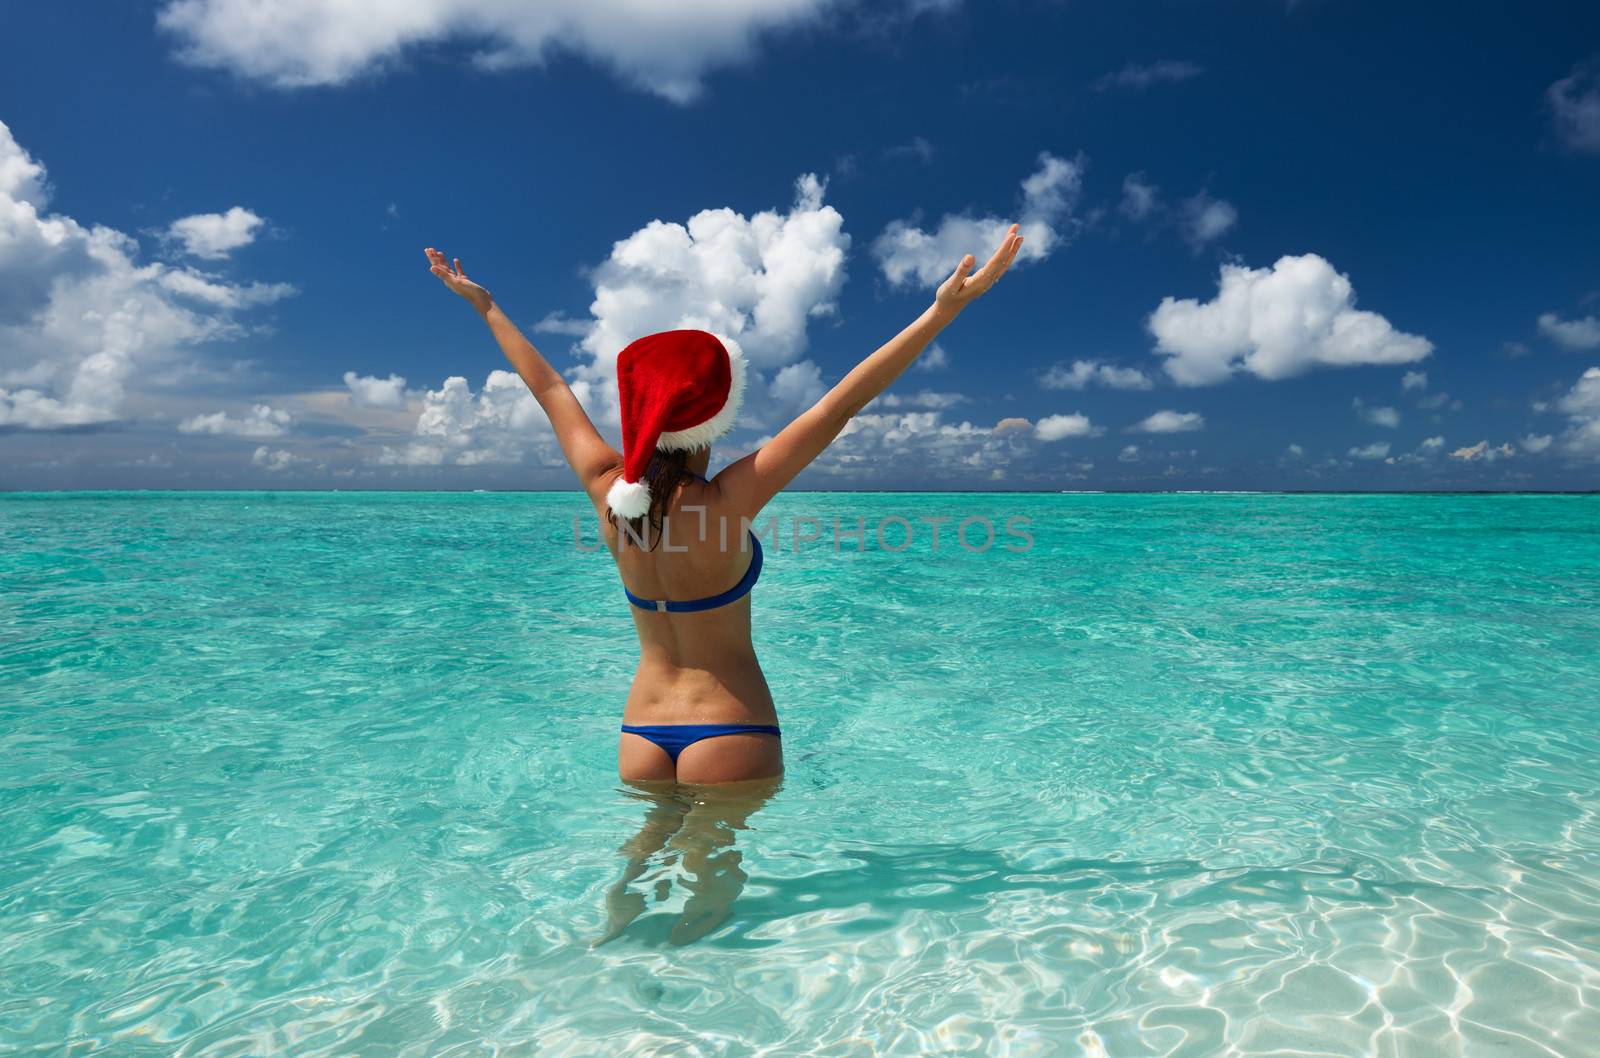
424;247;494;314
934;223;1023;315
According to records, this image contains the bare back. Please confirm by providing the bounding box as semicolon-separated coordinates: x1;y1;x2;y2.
598;472;778;728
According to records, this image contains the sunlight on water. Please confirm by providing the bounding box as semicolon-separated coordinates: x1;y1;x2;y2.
3;492;1599;1056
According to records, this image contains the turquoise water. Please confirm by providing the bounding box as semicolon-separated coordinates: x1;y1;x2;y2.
3;492;1599;1057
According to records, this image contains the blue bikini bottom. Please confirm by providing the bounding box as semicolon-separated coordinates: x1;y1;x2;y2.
621;723;781;764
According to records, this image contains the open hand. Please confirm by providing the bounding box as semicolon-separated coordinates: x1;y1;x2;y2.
934;223;1023;313
424;247;493;313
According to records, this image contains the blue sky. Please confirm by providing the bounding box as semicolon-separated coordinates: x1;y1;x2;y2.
1;1;1597;490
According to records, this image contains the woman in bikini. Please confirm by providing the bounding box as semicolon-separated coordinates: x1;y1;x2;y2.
425;227;1020;942
424;224;1020;787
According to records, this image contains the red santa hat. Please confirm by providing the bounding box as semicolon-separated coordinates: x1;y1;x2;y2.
605;329;747;519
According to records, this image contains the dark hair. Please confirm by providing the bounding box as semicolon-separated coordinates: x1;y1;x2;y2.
610;448;693;551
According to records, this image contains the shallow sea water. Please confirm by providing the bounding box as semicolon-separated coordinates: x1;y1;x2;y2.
2;491;1599;1057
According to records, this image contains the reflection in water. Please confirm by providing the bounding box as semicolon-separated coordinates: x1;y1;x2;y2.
595;777;783;947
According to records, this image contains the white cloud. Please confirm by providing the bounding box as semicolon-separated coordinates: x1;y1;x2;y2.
252;446;302;471
914;341;950;371
1120;173;1158;220
157;268;294;308
1420;435;1444;450
1094;60;1202;92
1547;58;1600;154
1553;366;1600;458
1402;370;1427;391
1450;440;1515;463
1132;409;1204;433
1118;444;1139;462
179;403;293;437
1148;254;1432;386
768;360;826;413
1556;367;1600;418
564;173;849;435
0;120;294;430
872;389;965;410
343;371;409;410
1178;192;1236;248
1285;443;1304;458
1520;433;1553;454
1353;399;1400;428
883;136;934;164
156;0;915;103
1034;413;1094;441
1039;359;1152;391
1348;442;1391;460
799;408;1041;479
532;311;593;337
1538;312;1600;350
377;370;556;466
873;152;1083;288
166;206;264;259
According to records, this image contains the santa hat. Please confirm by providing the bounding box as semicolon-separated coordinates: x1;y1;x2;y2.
605;329;747;519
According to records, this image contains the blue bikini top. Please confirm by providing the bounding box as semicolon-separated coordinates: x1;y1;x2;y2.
622;470;764;614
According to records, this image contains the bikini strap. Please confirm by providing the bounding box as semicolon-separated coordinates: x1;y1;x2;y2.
622;531;763;613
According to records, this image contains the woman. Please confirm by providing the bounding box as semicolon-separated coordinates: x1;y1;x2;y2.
423;224;1020;787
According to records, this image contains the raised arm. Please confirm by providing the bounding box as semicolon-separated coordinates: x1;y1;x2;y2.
717;224;1023;516
424;248;619;498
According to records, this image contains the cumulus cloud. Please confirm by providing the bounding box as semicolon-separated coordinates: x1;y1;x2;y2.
1131;409;1204;433
1538;312;1600;350
1547;58;1600;154
796;408;1045;480
1521;433;1553;454
1119;175;1237;249
156;268;294;308
377;370;557;466
1034;413;1095;441
557;173;847;437
871;389;965;410
1148;253;1432;386
1178;192;1237;249
914;342;950;371
156;0;925;103
1353;398;1400;428
1450;440;1515;463
252;445;303;471
343;371;409;410
179;403;293;437
1039;359;1152;391
1348;442;1391;460
767;360;827;414
1094;60;1202;93
1553;366;1600;458
873;151;1083;288
166;206;264;259
0;120;294;430
1402;370;1427;391
1119;173;1159;220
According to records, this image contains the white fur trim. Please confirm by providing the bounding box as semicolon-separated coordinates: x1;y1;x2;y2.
606;477;651;519
657;342;747;452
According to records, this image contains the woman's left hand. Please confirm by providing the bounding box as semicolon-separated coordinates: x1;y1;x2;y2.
424;247;494;314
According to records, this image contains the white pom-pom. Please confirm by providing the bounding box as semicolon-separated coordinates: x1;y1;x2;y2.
606;478;651;519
